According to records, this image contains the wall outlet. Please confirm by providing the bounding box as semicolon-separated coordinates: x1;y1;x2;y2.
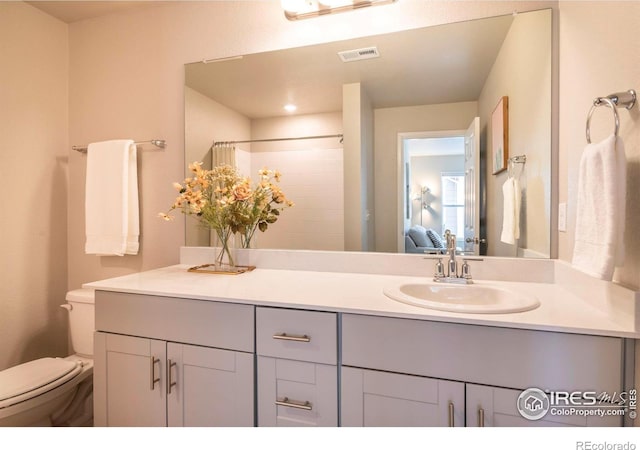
558;202;567;232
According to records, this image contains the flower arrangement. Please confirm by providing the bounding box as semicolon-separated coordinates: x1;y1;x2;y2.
160;162;293;269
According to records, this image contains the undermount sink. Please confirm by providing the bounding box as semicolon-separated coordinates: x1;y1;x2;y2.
383;282;540;314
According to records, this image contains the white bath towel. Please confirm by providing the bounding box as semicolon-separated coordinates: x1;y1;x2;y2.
500;177;521;245
572;134;626;281
85;139;139;256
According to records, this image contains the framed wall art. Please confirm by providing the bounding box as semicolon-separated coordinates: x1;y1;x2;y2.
491;96;509;174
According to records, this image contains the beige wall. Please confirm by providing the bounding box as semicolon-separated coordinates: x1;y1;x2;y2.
361;87;376;252
250;112;342;152
0;3;69;369
342;83;374;252
478;9;552;258
374;101;479;253
558;2;640;290
184;86;251;246
342;83;365;251
65;0;553;288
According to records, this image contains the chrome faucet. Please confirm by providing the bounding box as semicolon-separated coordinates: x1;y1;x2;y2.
445;230;458;276
432;230;481;284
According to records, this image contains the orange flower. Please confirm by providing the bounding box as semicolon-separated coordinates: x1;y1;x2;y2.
232;181;252;201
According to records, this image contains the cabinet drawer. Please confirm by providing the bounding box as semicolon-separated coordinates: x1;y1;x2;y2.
342;314;623;393
257;356;338;426
95;291;254;352
256;307;337;364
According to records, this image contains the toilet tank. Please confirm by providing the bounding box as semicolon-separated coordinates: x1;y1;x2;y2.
64;289;95;358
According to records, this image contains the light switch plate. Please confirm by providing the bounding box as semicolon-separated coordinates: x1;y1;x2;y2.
558;202;567;232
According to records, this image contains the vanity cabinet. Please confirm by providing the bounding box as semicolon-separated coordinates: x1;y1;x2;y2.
255;307;338;426
93;291;255;427
341;367;612;427
94;333;166;426
341;314;624;427
92;286;629;427
166;341;253;426
341;367;465;426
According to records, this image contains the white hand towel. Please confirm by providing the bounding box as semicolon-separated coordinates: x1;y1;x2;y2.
572;134;626;281
500;177;521;245
85;139;139;256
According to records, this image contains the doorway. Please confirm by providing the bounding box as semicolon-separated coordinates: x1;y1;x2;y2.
398;117;481;254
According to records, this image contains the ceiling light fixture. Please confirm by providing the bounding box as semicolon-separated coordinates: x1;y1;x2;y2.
284;104;298;112
281;0;397;21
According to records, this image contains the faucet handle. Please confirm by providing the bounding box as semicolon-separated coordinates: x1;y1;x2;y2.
461;258;483;283
434;258;445;280
461;260;472;279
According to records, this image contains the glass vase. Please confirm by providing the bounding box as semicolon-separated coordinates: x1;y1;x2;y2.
240;225;259;249
214;227;237;271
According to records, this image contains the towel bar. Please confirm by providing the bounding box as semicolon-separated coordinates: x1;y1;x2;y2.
73;139;166;153
585;89;636;143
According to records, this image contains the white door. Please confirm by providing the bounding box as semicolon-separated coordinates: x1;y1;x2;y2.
341;367;465;427
94;332;167;426
463;117;481;254
167;343;254;427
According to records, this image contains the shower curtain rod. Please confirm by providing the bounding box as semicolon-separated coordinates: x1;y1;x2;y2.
212;133;343;147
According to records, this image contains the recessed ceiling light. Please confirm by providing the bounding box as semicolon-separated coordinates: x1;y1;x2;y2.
284;104;297;112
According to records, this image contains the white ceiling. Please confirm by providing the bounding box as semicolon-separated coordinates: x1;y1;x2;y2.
26;1;165;23
186;13;515;119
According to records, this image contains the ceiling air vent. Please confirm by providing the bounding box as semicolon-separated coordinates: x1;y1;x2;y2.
338;46;380;63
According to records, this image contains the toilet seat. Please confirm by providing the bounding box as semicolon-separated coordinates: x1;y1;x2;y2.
0;358;83;409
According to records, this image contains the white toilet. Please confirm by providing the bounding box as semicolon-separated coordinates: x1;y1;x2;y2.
0;288;95;427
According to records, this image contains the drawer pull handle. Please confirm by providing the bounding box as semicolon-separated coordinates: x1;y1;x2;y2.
275;397;313;411
272;333;311;343
149;356;160;391
478;408;485;427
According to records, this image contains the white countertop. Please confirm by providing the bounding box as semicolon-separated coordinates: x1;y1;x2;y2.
85;264;640;339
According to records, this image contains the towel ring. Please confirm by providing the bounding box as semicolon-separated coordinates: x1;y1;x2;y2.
586;97;618;144
585;89;636;143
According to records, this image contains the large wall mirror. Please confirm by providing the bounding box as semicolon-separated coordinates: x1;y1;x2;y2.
184;8;552;258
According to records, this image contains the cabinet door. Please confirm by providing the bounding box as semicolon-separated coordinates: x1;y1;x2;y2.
258;356;338;426
167;343;254;427
341;367;465;427
465;384;622;427
94;332;167;426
